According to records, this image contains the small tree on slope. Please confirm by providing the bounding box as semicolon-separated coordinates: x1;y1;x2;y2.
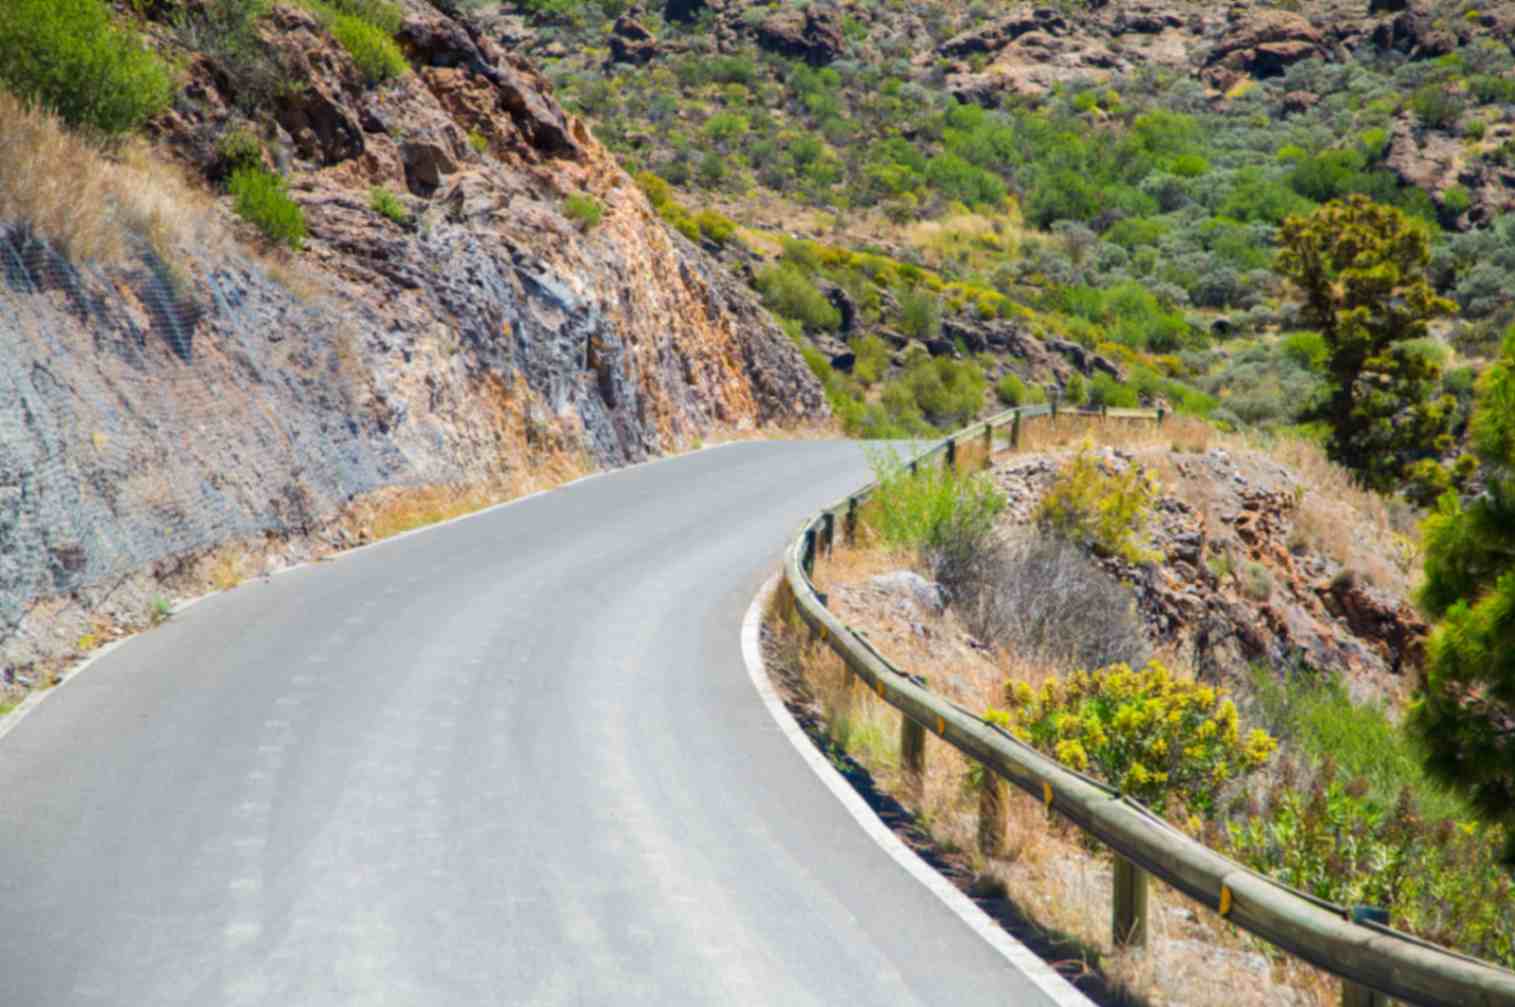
1275;195;1457;491
1413;328;1515;865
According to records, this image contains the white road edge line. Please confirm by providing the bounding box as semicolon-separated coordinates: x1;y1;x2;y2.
0;439;765;744
741;573;1097;1007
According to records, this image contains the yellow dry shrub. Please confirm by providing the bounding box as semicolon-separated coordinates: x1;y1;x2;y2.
1036;438;1161;563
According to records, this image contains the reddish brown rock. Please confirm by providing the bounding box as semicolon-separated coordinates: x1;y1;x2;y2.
1202;8;1327;85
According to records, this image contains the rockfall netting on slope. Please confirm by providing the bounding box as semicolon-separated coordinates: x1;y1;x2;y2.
0;225;412;669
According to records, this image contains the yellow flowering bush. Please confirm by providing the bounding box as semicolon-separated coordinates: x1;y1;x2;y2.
1035;439;1161;563
1003;661;1276;815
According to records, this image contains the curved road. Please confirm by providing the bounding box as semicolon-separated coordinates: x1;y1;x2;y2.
1;442;1069;1005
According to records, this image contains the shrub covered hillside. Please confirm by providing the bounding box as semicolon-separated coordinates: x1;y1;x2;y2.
469;0;1515;444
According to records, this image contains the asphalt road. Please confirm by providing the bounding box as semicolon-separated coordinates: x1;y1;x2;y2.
0;441;1068;1006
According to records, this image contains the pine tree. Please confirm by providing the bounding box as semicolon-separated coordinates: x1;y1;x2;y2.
1275;196;1457;490
1413;328;1515;864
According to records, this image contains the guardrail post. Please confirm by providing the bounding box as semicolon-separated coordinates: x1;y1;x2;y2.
1342;909;1390;1007
802;527;817;578
901;714;926;791
821;512;835;558
1050;390;1060;425
945;437;957;472
844;497;858;545
1101;403;1109;423
982;422;993;462
1157;405;1166;427
977;767;1007;856
1112;855;1149;948
1010;410;1022;450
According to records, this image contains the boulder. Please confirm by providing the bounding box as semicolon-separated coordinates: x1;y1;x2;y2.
1371;7;1457;58
867;571;946;616
938;7;1069;58
756;5;845;65
608;14;658;65
1202;8;1326;85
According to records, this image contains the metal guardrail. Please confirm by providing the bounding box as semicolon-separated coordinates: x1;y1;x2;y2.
781;402;1515;1007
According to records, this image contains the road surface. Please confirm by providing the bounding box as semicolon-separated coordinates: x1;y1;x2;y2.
0;441;1071;1005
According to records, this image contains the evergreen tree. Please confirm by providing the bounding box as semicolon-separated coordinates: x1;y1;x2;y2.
1275;196;1457;490
1413;328;1515;864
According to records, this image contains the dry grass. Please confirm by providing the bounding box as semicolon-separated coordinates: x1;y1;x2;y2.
348;483;509;542
998;411;1417;595
904;208;1024;273
767;577;1338;1007
205;549;251;592
0;91;209;264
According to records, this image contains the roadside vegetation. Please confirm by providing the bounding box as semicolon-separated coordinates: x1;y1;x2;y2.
769;411;1515;1006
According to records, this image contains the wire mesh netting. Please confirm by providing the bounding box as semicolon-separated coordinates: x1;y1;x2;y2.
0;225;414;664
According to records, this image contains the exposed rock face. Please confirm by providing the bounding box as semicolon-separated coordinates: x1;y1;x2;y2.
990;447;1427;699
940;6;1131;102
609;14;658;65
0;0;825;670
755;5;846;65
942;318;1124;386
1201;9;1326;89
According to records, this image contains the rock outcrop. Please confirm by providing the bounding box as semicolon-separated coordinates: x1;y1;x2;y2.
609;14;658;65
990;446;1427;700
755;5;846;65
0;0;826;675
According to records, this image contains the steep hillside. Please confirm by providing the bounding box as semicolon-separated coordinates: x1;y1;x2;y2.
0;0;825;686
501;0;1515;441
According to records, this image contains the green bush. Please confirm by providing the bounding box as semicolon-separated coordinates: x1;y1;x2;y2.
1411;84;1462;131
1281;330;1329;372
1002;661;1276;816
170;0;283;115
634;170;673;209
1088;373;1140;409
217;127;264;173
1227;759;1512;968
864;447;1007;551
1247;667;1465;822
563;192;604;229
0;0;173;135
890;352;986;428
301;0;408;84
897;287;941;341
229;167;306;249
313;0;403;33
851;333;890;385
369;186;409;225
693;208;736;245
756;263;839;331
1063;372;1086;405
995;372;1046;407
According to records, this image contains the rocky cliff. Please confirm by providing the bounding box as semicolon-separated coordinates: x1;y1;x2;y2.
0;0;825;685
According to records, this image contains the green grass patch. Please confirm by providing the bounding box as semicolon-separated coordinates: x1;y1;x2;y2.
1248;666;1468;822
228;167;306;250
